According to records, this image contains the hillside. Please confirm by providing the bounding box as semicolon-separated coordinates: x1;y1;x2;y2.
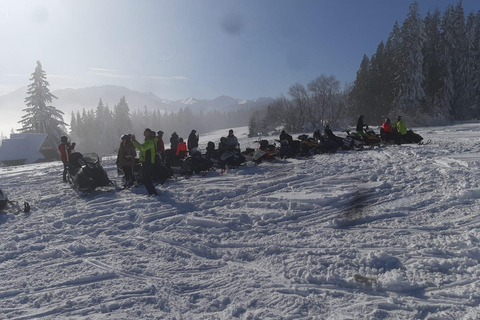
2;124;480;319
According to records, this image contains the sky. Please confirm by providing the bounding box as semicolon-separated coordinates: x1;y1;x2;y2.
1;0;480;102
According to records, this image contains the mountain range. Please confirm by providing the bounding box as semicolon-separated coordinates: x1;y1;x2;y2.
0;85;274;117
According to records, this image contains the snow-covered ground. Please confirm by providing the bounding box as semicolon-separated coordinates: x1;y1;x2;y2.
2;123;480;319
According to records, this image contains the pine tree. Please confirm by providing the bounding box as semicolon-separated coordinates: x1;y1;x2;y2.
18;61;67;148
113;96;132;139
349;54;372;118
423;9;446;117
395;1;427;120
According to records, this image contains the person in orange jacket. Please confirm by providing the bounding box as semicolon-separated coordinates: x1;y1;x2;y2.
58;135;75;182
176;137;188;159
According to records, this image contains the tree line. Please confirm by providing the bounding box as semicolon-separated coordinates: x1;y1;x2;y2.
69;98;261;155
351;1;480;125
250;1;480;137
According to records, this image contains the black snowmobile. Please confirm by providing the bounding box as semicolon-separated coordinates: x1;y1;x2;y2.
207;139;245;171
180;150;214;178
0;188;30;214
67;152;112;192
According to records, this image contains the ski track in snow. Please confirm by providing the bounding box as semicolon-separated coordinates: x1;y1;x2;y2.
2;124;480;319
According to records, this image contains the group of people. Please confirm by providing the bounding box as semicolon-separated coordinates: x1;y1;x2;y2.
356;114;408;143
60;116;411;196
115;129;239;196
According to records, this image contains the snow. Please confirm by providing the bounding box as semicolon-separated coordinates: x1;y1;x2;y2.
2;123;480;319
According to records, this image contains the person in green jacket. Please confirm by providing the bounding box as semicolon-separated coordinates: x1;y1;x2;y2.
131;128;158;196
393;115;407;143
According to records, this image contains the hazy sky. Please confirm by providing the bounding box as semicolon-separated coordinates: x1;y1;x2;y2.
1;0;480;101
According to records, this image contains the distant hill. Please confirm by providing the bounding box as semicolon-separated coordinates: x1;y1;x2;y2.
51;85;273;115
0;85;273;134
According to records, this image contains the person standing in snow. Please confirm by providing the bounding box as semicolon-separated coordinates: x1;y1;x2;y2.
187;129;199;152
58;136;75;182
116;134;137;188
225;129;239;151
356;115;367;136
170;132;179;155
131;128;158;196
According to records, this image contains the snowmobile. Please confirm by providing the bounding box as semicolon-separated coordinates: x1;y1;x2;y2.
67;152;113;192
127;157;174;187
208;138;245;171
362;128;382;148
180;150;214;178
276;139;298;159
242;140;278;164
298;134;338;155
343;130;366;151
218;150;246;170
401;130;425;144
0;188;30;214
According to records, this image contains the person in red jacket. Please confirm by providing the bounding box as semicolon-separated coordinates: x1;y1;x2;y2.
381;118;398;143
176;137;188;159
58;136;76;182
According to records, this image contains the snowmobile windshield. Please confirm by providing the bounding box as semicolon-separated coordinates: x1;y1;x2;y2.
82;153;100;165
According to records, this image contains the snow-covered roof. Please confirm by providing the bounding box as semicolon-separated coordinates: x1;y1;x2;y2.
0;133;48;164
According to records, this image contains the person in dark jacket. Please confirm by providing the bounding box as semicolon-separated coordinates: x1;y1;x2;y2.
356;115;367;135
116;134;137;188
187;130;199;151
131;128;158;196
58;136;76;182
170;132;179;155
324;125;344;146
279;130;293;145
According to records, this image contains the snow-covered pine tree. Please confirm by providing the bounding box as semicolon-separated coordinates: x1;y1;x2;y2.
18;61;67;150
384;21;402;113
113;96;132;140
473;11;480;117
394;1;427;122
440;4;460;120
459;12;479;119
349;54;372;118
248;111;259;137
423;9;447;119
95;99;116;153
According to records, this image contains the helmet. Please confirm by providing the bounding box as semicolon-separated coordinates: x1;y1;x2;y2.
179;138;184;143
121;134;131;141
157;131;164;136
